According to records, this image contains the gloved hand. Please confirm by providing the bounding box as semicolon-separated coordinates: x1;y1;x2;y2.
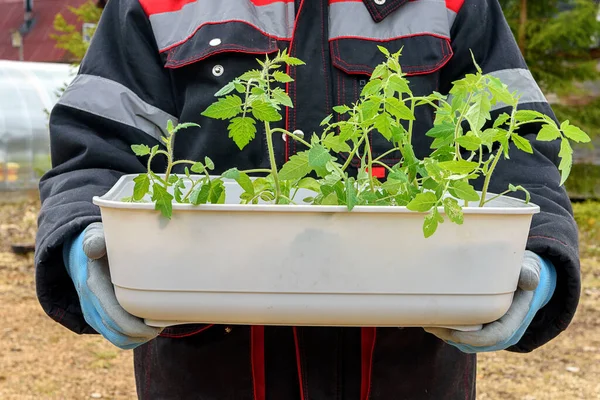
424;250;557;353
63;222;162;349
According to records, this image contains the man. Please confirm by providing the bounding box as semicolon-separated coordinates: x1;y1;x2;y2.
35;0;580;398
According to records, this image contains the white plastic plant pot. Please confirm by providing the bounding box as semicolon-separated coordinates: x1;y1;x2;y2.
93;174;540;330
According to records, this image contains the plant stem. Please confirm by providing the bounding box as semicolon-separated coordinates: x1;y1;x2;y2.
341;132;368;171
372;160;394;172
239;168;273;175
479;104;518;206
373;147;401;163
482;188;512;205
172;160;197;167
270;128;312;148
407;98;415;145
479;145;503;207
264;122;281;203
365;136;375;192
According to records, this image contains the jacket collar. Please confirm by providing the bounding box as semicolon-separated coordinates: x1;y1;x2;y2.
362;0;409;22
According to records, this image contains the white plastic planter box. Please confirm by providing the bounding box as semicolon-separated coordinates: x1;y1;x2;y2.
93;174;539;330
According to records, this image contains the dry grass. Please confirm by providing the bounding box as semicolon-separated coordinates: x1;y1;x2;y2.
0;194;598;399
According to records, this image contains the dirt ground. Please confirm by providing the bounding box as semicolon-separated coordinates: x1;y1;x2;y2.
0;193;598;399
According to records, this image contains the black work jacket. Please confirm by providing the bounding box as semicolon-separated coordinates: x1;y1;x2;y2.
35;0;581;398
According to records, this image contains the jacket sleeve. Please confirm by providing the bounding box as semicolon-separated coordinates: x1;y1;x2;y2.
34;0;178;335
438;0;580;352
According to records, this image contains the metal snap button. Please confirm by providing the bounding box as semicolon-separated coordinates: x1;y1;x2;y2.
374;0;386;4
212;65;224;77
282;130;304;142
209;38;222;46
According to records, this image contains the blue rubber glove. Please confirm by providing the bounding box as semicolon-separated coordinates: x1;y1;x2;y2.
424;250;557;353
63;222;161;349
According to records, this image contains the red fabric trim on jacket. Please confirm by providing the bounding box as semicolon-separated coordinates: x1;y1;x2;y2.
251;326;266;400
446;0;465;13
361;327;377;400
138;0;196;16
293;327;306;400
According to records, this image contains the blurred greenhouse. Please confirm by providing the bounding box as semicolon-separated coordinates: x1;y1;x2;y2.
0;60;74;192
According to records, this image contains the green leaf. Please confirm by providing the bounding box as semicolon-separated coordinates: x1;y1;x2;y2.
382;178;404;194
377;45;390;56
228;117;257;150
561;121;591;143
361;79;383;97
438;160;479;175
371;64;388;80
407;192;438;212
168;175;179;184
508;184;531;203
273;71;294;83
469;50;482;74
426;122;455;139
185;167;191;177
191;162;205;173
361;99;380;121
279;152;311;180
456;135;482;151
150;145;159;156
237;172;254;195
214;81;236;97
333;105;351;114
222;168;240;180
515;110;545;123
171;122;201;134
234;82;246;93
201;95;243;120
280;55;305;66
173;178;185;203
203;157;215;170
308;144;332;169
239;70;262;80
133;174;150;201
423;208;444;238
426;122;455;149
511;133;533;154
251;100;282;122
450;181;480;202
320;114;333;126
297;177;321;193
322;192;339;205
210;180;225;203
152;183;173;219
131;144;150;156
487;76;515;106
465;94;491;132
387;75;410;95
345;178;358;210
537;124;561;141
558;139;573;185
493;113;511;128
443;197;464;225
323;133;351;152
251;87;265;96
385;97;414;120
388;169;409;183
190;183;210;205
373;113;393;141
424;159;445;181
272;87;294;108
167;119;174;133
